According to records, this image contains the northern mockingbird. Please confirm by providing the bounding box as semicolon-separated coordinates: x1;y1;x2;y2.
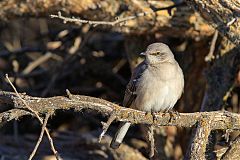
110;42;184;149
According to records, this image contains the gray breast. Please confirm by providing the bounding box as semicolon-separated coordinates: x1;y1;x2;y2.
133;62;184;112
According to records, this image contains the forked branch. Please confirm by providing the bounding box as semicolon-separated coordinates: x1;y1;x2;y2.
0;91;240;130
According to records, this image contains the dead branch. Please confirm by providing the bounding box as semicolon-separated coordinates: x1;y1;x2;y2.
0;109;31;123
5;75;60;160
0;0;214;39
185;0;240;45
1;0;239;44
187;117;213;160
0;91;240;131
99;113;116;143
22;52;53;75
50;3;183;26
185;42;239;159
28;113;51;160
205;30;219;62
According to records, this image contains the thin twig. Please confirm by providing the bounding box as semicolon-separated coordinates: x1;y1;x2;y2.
6;74;42;119
50;3;184;26
28;113;51;160
23;52;53;74
5;75;60;160
41;30;93;97
99;113;116;142
205;30;218;62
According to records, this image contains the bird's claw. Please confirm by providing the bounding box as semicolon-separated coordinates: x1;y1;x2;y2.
168;110;180;122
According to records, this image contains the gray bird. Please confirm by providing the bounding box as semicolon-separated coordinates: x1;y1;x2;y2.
110;43;184;149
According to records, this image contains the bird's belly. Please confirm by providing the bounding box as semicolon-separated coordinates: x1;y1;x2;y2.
134;80;180;112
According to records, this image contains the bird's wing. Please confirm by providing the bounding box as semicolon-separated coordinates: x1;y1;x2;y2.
123;61;147;107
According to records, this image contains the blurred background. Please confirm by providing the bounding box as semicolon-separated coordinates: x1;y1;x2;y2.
0;0;239;159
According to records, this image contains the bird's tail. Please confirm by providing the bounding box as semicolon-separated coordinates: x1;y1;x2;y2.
110;122;131;149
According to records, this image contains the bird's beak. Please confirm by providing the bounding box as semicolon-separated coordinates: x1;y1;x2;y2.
140;52;146;56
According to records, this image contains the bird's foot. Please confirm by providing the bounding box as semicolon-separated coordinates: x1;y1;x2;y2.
145;112;156;123
168;110;180;122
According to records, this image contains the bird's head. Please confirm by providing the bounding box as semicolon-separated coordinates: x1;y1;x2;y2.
141;43;175;65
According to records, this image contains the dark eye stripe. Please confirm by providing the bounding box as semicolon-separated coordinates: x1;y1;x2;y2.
151;51;161;55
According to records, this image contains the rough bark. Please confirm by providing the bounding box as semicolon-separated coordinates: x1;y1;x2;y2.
1;91;240;131
0;0;214;39
1;0;239;45
185;38;239;159
187;117;213;160
221;135;240;160
186;0;240;45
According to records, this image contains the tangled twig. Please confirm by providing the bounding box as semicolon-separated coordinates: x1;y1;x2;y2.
50;3;184;27
5;75;60;160
28;113;51;160
1;90;240;159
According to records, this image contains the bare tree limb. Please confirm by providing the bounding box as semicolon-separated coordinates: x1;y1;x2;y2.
2;90;240;159
187;117;213;160
0;109;31;123
1;0;239;44
28;113;51;160
0;0;214;38
185;0;240;45
205;30;219;62
5;75;61;160
50;3;184;26
1;91;240;131
99;113;116;143
185;38;239;160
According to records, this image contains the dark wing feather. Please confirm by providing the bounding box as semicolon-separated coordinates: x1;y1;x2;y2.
123;61;147;107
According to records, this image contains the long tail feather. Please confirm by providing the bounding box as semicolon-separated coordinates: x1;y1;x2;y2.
110;122;131;149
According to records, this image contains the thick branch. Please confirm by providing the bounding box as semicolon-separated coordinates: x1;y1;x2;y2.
185;41;239;159
0;108;31;123
187;117;213;160
186;0;240;45
0;91;240;131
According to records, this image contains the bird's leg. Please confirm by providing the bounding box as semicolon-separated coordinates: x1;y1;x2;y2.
145;111;156;124
169;109;180;116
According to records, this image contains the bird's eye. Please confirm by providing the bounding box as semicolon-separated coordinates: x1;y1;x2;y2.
155;51;161;55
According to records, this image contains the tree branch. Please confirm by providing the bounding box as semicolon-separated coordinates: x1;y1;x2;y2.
1;0;238;44
50;3;184;26
1;91;240;131
28;113;51;160
186;0;240;45
5;75;61;160
185;41;239;159
187;117;213;160
0;0;214;38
